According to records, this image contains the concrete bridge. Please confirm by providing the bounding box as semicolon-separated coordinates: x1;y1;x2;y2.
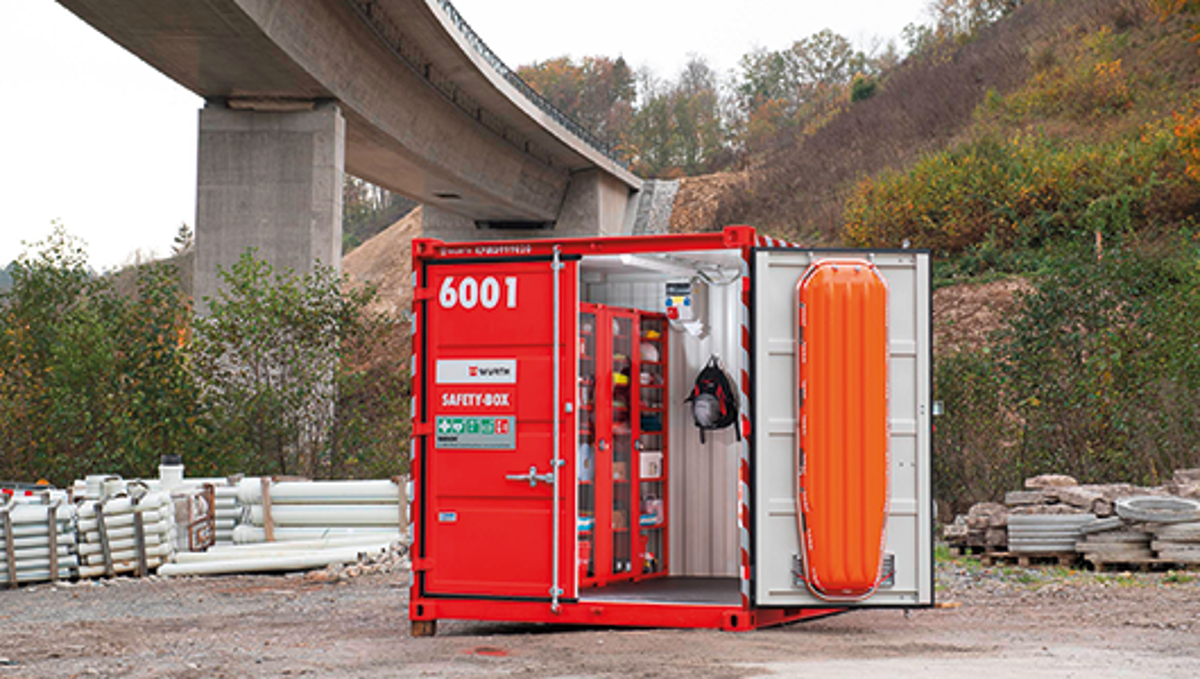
56;0;652;301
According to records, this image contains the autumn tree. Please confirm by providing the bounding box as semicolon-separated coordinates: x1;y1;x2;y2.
734;30;880;153
343;176;416;252
517;55;636;150
625;57;730;177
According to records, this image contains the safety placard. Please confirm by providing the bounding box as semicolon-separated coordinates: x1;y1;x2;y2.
435;416;516;449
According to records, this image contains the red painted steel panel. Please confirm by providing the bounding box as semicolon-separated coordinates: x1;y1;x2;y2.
410;596;840;631
796;260;889;601
421;260;577;599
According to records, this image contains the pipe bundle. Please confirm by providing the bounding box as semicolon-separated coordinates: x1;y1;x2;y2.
154;458;241;546
234;478;404;545
75;483;176;579
0;495;78;587
74;462;244;546
159;535;394;577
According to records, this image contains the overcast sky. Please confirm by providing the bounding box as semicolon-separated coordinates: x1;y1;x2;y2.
0;0;931;270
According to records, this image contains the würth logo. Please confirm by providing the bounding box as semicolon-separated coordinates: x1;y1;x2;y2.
436;359;518;384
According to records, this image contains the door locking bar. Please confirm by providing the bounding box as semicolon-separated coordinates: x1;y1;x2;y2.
506;466;554;488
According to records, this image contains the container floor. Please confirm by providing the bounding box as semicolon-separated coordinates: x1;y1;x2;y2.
578;577;740;606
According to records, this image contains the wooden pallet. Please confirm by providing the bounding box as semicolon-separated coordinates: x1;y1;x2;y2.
1084;556;1200;573
948;544;988;557
979;551;1078;568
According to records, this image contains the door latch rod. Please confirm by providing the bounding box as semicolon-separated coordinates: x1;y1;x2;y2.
506;466;554;488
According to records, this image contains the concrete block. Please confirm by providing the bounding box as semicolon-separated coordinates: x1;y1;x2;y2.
1025;474;1078;490
1004;490;1044;506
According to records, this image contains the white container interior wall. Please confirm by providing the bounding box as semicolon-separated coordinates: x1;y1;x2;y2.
579;251;743;578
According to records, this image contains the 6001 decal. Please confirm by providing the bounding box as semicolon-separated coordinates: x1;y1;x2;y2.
438;276;518;310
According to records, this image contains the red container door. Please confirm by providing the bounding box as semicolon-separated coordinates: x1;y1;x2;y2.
422;258;577;599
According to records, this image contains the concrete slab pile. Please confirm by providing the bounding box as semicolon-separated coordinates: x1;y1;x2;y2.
946;469;1200;570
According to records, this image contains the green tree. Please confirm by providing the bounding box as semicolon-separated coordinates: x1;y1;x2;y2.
343;177;417;252
626;58;729;176
0;226;202;484
733;30;875;150
192;251;408;478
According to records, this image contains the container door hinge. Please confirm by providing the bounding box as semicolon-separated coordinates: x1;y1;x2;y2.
413;287;435;301
411;557;432;572
413;422;434;436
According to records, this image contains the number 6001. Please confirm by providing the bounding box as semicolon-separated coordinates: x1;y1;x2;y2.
438;276;517;310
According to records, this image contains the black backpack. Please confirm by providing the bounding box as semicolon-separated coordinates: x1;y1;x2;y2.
685;355;741;443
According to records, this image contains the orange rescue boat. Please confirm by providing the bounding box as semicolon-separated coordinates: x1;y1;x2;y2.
796;259;890;601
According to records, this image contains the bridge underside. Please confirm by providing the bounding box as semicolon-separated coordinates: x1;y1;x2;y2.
56;0;647;301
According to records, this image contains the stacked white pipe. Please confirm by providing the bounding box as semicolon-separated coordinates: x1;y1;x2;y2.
156;479;404;577
69;465;241;546
154;456;241;546
232;478;404;545
160;484;242;549
158;534;395;577
1;492;78;587
75;477;177;578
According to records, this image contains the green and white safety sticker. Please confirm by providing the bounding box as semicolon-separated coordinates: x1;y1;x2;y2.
434;416;515;449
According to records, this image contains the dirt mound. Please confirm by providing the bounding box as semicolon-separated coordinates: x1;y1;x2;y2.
342;206;422;317
669;172;747;234
342;206;422;368
933;277;1031;353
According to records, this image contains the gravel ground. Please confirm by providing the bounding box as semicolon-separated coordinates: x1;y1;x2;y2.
1;555;1199;678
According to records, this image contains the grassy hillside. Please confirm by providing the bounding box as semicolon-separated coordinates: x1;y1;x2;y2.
669;0;1200;513
702;0;1200;263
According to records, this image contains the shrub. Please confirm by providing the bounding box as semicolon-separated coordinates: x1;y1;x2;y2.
0;227;202;484
1001;242;1200;484
842;125;1186;255
850;73;878;102
934;348;1020;514
192;251;408;479
935;239;1200;509
0;233;408;485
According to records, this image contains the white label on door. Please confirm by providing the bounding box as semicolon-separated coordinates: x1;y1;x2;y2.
435;359;517;384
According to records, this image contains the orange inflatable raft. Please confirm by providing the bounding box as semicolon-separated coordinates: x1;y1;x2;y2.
796;260;890;601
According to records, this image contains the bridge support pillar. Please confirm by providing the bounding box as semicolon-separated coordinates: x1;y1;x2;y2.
558;169;636;237
194;101;345;307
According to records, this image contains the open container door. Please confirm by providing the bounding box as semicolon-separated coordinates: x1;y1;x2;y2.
417;254;577;604
752;248;933;608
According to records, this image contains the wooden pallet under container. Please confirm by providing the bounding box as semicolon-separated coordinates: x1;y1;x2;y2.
1084;556;1200;573
979;551;1078;568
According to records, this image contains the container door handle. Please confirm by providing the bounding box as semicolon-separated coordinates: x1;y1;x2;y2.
506;465;554;488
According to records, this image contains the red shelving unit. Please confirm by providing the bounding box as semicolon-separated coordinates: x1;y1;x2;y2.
577;303;669;588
